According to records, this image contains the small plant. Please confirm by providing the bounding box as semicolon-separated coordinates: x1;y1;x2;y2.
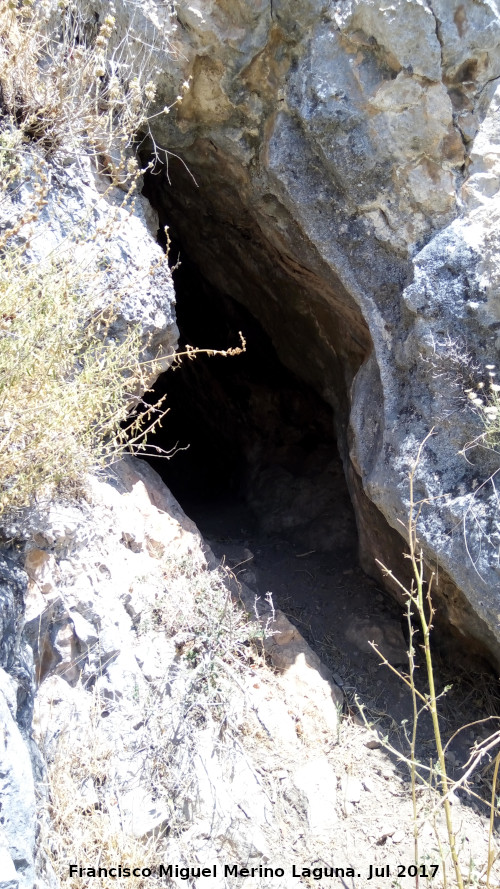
140;552;259;686
0;0;183;171
357;432;500;888
464;365;500;450
0;241;140;513
37;686;168;889
0;127;22;184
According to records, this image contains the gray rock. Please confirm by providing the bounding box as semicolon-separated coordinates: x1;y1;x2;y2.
0;558;26;675
345;615;408;665
69;611;99;650
119;0;500;664
341;774;362;805
0;826;19;889
0;560;36;889
0;674;35;889
115;788;170;839
333;0;442;80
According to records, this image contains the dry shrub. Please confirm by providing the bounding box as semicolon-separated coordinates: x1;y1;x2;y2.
464;364;500;451
0;231;164;514
0;2;184;516
38;692;168;888
0;0;179;169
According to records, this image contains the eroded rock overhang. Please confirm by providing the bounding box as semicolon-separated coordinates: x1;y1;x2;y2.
109;0;500;664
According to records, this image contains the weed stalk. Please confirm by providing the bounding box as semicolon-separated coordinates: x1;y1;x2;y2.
374;431;465;888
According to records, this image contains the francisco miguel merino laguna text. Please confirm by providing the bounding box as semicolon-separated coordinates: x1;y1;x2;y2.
70;862;441;881
69;862;442;880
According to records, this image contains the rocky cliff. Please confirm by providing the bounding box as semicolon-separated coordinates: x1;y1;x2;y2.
103;0;500;665
2;2;500;887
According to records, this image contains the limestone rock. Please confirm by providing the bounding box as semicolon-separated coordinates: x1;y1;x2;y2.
262;607;343;745
345;615;408;665
186;729;272;859
341;774;362;809
0;826;19;889
0;672;35;889
0;120;176;879
115;787;170;839
0;560;36;889
0;558;27;674
350;191;500;663
333;0;442;80
463;84;500;207
119;0;500;664
247;683;299;749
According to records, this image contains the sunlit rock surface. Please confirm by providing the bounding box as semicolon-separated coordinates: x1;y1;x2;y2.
105;0;500;663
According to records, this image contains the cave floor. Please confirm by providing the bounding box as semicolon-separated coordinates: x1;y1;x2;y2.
181;491;500;810
166;491;500;885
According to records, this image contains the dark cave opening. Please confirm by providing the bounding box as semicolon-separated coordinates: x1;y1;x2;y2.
139;241;445;744
136;177;500;762
140;251;500;765
144;245;356;560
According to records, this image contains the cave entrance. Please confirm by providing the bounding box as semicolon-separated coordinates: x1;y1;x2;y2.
135;148;500;780
141;244;413;693
136;169;500;773
142;251;500;770
145;246;357;561
139;155;380;639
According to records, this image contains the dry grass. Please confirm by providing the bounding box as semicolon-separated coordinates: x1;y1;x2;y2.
139;552;263;697
37;690;169;888
0;0;179;170
464;364;500;451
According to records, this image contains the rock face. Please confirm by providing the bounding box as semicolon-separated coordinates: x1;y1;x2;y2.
27;457;343;887
0;138;179;887
101;0;500;664
0;559;36;889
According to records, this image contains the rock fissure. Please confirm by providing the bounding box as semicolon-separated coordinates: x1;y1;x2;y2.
425;0;445;68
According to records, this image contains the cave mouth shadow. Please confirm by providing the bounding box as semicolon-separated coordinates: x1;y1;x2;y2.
141;246;358;563
139;248;447;770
